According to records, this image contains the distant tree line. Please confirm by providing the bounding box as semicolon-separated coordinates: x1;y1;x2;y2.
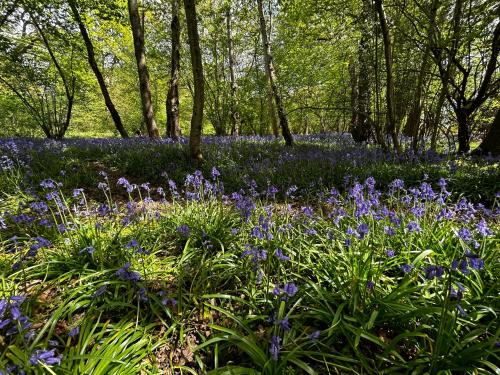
0;0;498;158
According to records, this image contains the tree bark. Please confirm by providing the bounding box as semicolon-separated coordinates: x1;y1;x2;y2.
127;0;159;138
31;17;75;138
184;0;204;162
69;1;128;138
473;108;500;156
226;5;240;136
374;0;401;154
166;0;181;139
257;0;293;145
268;89;279;137
405;46;430;151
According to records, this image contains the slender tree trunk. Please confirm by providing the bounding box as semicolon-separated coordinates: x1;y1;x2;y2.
257;0;293;145
406;46;430;151
31;17;74;138
184;0;204;162
268;89;279;137
69;1;128;138
127;0;159;138
473;108;500;156
166;0;181;139
456;110;470;153
430;84;446;151
374;0;401;154
226;5;241;136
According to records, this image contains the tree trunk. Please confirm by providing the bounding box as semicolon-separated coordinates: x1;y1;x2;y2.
257;0;293;145
456;110;470;154
226;5;241;136
184;0;204;162
430;84;446;151
405;46;430;151
166;0;181;139
268;89;279;137
473;108;500;156
69;1;128;138
31;17;74;138
374;0;401;154
127;0;159;138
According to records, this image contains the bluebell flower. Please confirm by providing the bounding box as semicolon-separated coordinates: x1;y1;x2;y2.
425;265;444;280
80;246;95;255
459;259;470;275
386;249;395;258
309;330;320;340
401;264;413;273
357;223;369;239
93;285;107;298
285;185;298;198
211;167;221;179
384;226;396;236
458;228;473;242
476;220;492;237
269;335;281;361
406;221;421;233
275;248;290;261
304;228;317;236
283;283;298;297
72;188;84;197
389;179;404;191
40;179;57;189
116;263;141;282
138;288;148;302
29;349;62;366
69;327;79;337
126;239;139;249
176;224;190;237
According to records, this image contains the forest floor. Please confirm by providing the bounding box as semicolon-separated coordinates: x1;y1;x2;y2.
0;135;499;374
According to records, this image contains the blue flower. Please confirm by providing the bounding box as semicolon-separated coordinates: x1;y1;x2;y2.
283;283;298;297
269;335;281;361
69;326;79;337
401;264;414;273
211;167;221;179
93;285;107;298
40;179;57;189
309;330;320;340
385;249;395;258
406;221;421;233
79;246;95;255
274;248;290;261
425;265;444;280
29;349;62;366
176;224;190;237
116;263;141;282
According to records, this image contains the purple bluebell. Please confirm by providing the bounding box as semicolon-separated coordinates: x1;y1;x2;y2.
177;224;190;237
68;327;79;337
116;263;141;282
275;248;290;261
357;223;369;239
401;264;413;273
269;335;281;361
93;285;107;298
283;283;298;297
309;330;320;340
476;220;492;237
29;349;62;366
386;249;395;258
80;246;95;255
211;167;221;179
406;221;421;233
